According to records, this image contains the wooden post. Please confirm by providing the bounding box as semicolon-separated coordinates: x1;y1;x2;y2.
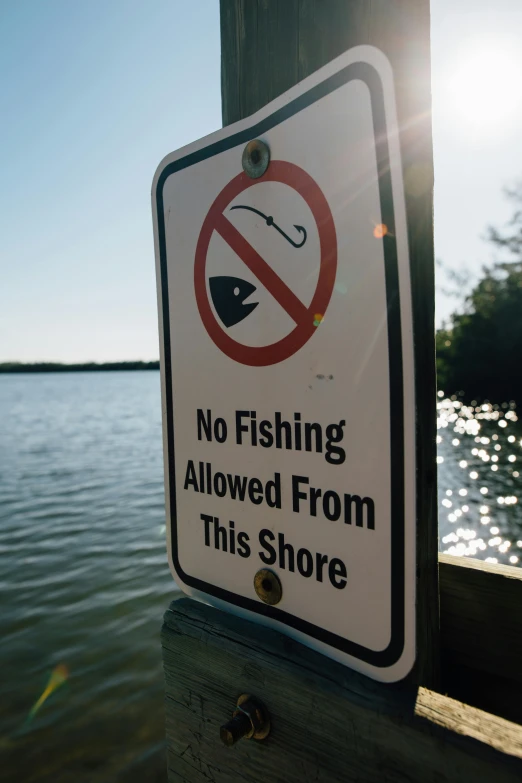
220;0;438;689
161;2;522;780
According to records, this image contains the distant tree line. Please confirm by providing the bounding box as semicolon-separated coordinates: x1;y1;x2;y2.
0;361;160;373
437;185;522;403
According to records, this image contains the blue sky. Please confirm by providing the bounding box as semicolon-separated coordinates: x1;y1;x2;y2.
1;0;522;362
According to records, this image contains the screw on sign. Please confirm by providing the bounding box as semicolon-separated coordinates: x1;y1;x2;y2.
194;157;337;366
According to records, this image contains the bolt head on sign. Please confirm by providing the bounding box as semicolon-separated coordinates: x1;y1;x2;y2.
152;46;416;682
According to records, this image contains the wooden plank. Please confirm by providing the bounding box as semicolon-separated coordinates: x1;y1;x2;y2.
220;0;438;687
439;554;522;723
440;554;522;682
162;597;522;783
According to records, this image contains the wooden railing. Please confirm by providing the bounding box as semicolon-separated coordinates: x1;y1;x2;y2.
439;554;522;723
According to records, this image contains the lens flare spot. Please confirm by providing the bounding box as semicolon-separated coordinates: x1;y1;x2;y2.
27;664;69;723
373;223;388;239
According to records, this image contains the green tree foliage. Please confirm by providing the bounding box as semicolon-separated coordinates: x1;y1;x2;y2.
437;185;522;401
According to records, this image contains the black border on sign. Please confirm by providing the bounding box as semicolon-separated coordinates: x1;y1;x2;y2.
155;61;406;668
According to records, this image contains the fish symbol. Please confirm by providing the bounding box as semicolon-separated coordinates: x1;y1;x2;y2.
209;276;258;328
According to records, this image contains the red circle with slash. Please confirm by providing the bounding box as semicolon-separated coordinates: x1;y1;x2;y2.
194;160;337;366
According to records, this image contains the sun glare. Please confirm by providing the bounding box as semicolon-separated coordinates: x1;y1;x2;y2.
436;42;522;139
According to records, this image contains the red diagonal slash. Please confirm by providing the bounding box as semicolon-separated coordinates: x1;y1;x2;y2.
194;162;337;367
214;212;309;325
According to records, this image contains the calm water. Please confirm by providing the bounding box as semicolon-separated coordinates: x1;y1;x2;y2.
0;372;520;782
0;372;175;783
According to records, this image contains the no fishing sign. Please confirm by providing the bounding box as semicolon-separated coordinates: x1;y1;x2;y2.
152;46;416;682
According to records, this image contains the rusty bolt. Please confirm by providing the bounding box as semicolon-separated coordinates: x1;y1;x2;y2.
220;694;270;746
242;139;270;178
254;568;282;605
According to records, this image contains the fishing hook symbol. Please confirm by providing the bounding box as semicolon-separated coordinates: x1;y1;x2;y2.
230;205;307;248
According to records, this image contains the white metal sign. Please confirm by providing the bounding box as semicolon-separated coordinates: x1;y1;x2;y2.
152;46;415;682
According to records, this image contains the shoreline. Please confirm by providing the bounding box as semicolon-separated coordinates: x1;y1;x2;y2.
0;361;160;374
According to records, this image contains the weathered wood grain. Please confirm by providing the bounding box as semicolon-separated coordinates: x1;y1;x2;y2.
440;555;522;682
439;554;522;723
162;597;522;783
162;556;522;721
220;0;438;687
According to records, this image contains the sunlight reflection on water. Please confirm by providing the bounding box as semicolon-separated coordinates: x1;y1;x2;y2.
437;394;521;565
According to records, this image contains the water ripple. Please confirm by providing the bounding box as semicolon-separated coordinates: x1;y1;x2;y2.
0;371;175;782
437;393;521;565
